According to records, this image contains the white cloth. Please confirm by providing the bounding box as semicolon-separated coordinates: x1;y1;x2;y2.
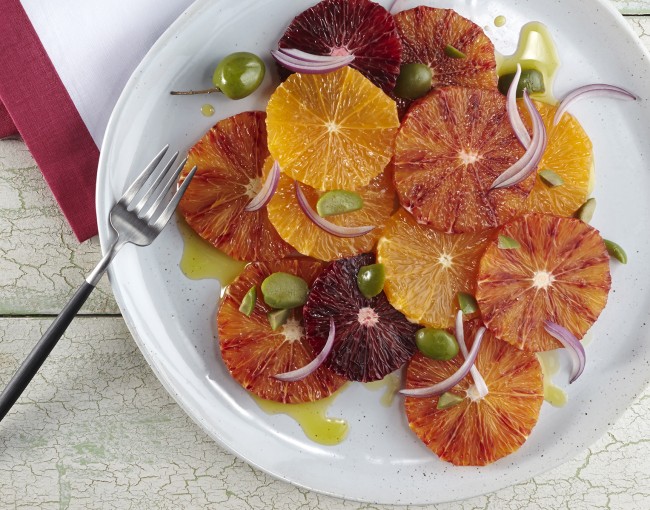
21;0;195;147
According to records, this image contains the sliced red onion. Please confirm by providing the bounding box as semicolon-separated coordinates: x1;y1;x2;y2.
400;327;486;398
245;160;281;212
543;321;586;384
294;181;375;238
507;64;532;148
274;317;335;382
272;49;355;75
491;90;547;189
388;0;401;14
455;311;489;399
554;84;637;126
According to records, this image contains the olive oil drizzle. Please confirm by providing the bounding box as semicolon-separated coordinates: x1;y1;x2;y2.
496;22;561;104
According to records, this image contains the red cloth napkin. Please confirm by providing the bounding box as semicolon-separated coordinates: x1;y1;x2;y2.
0;0;99;241
0;0;193;241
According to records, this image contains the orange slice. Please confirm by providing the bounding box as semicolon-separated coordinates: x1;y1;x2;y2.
405;320;544;466
218;258;346;403
178;111;292;262
376;209;493;328
394;86;533;233
266;66;399;190
267;164;396;261
526;101;594;216
394;7;497;91
476;213;611;352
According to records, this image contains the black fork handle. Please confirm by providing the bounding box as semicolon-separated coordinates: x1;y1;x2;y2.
0;281;96;422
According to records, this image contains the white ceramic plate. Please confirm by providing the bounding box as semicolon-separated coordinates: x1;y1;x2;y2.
96;0;650;505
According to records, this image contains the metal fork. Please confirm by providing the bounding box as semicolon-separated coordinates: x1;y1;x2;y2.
0;146;197;422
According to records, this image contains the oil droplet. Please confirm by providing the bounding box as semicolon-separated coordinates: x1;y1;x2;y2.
364;372;401;407
201;103;215;117
253;387;349;446
494;15;506;27
178;216;246;285
496;22;561;104
536;351;568;407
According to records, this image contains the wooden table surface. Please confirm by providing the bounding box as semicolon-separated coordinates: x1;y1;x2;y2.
1;2;649;508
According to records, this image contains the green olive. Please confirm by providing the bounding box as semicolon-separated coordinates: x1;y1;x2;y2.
394;63;433;100
213;52;266;100
357;263;386;299
415;328;459;361
261;272;309;309
498;68;545;97
239;286;256;316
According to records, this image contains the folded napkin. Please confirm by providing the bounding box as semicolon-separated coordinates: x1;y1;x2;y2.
0;0;195;241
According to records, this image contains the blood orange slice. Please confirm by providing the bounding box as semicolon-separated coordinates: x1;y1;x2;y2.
526;101;594;216
267;167;396;261
405;320;544;466
377;209;492;328
218;258;346;403
266;66;399;191
476;213;611;352
394;7;497;108
303;253;419;382
278;0;402;93
394;86;533;233
178;111;292;262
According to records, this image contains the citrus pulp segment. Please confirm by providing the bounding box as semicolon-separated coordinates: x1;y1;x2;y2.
476;213;611;352
394;7;497;107
178;111;292;262
526;101;594;216
376;209;492;328
405;320;544;466
278;0;402;93
303;253;419;382
266;66;399;191
394;86;534;233
218;259;346;403
267;167;396;261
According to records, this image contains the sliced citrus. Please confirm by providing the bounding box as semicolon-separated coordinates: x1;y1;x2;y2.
303;253;419;382
394;86;533;233
218;258;346;403
476;213;611;352
405;320;544;466
178;111;292;262
267;165;396;261
526;101;594;216
394;7;497;99
278;0;402;93
266;66;399;191
376;209;493;328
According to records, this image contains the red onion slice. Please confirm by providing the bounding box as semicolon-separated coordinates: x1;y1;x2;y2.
273;317;335;382
455;311;489;399
294;181;375;238
543;321;586;384
388;0;402;14
400;327;486;398
272;49;355;75
491;90;547;189
245;160;281;212
554;84;637;126
507;64;532;148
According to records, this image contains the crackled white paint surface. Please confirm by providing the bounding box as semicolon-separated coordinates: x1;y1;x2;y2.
1;7;650;510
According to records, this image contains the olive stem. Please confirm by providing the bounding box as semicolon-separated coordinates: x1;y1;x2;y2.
170;87;222;96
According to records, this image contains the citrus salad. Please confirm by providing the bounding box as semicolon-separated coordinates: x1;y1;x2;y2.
174;0;635;466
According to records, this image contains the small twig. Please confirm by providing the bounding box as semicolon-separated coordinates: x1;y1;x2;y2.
170;87;221;96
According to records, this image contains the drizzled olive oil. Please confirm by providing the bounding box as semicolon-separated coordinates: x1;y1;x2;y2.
364;372;401;407
178;217;246;285
536;351;568;407
494;15;507;28
496;22;561;104
253;389;349;446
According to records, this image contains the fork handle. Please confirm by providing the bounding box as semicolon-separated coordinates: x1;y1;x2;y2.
0;281;96;422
